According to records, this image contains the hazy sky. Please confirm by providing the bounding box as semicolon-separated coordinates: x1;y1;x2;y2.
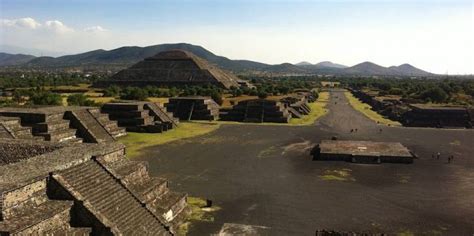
1;0;473;74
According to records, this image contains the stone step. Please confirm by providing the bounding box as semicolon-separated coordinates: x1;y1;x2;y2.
128;177;169;203
32;120;70;133
36;129;78;142
0;200;73;235
107;161;148;185
147;191;187;223
44;226;92;236
113;116;155;126
53;160;169;235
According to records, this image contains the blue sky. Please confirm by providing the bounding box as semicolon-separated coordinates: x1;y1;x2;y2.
1;0;473;74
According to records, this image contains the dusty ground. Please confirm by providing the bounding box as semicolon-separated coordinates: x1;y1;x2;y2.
137;89;474;235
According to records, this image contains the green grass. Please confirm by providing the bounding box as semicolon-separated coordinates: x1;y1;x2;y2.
118;122;221;158
177;196;221;236
289;91;329;125
344;91;401;126
319;169;355;181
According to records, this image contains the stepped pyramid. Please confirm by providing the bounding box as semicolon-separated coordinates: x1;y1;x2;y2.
0;139;188;235
105;50;241;89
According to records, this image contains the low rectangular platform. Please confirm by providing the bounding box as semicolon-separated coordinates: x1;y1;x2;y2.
312;140;414;164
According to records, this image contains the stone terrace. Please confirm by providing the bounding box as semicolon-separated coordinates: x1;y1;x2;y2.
0;139;188;235
220;99;292;123
0;106;126;144
101;101;179;133
165;97;220;121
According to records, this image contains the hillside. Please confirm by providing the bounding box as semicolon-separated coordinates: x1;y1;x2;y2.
0;53;36;66
0;43;434;76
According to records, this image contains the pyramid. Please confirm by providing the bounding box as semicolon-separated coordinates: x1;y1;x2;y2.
106;50;240;89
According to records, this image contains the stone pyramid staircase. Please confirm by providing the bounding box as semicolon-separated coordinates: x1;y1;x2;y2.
65;109;116;143
30;112;83;144
101;102;175;133
88;108;127;139
0;117;37;140
53;159;171;235
0;179;91;235
144;102;179;130
96;150;189;232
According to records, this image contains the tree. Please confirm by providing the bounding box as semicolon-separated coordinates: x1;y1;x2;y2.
103;85;121;97
120;87;149;101
420;87;448;103
257;91;268;99
29;91;62;105
67;94;97;106
210;91;223;105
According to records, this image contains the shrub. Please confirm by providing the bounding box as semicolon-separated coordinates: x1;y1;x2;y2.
67;94;97;106
29;91;62;105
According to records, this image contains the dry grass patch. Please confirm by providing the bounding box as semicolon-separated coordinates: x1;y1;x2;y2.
344;91;401;126
118;122;221;158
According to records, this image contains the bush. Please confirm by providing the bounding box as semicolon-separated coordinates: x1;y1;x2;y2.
103;85;121;97
210;91;223;105
257;91;268;99
120;87;149;101
67;94;96;106
29;91;62;105
420;87;448;103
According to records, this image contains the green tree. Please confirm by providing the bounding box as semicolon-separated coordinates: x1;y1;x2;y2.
29;91;62;105
67;94;97;106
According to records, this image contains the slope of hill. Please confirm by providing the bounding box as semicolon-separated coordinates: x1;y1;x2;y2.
344;61;392;75
263;63;310;74
22;43;269;72
314;61;347;69
0;53;36;66
389;64;432;76
0;43;434;76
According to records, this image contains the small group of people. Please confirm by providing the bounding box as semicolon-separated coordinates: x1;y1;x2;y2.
432;152;455;163
350;128;358;133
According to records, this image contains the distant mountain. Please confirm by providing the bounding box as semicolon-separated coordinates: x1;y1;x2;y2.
344;61;392;75
0;43;434;76
343;61;431;76
389;64;432;76
295;61;312;66
263;63;310;74
19;43;269;72
314;61;347;69
0;53;36;66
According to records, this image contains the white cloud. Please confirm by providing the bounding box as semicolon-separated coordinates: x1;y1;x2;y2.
44;20;74;33
84;26;107;33
1;17;41;29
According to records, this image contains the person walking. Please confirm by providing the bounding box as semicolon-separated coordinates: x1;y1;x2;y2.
437;152;440;160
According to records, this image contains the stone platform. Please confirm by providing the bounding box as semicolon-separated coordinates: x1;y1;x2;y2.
0;106;126;144
311;140;414;164
0;139;188;235
101;101;178;133
220;99;292;123
165;97;219;121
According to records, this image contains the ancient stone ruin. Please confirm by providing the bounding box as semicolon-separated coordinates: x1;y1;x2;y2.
402;104;472;128
101;102;179;133
280;95;312;118
311;140;415;164
165;97;220;121
99;50;241;89
350;89;473;128
0;106;126;144
220;99;292;123
0;139;188;235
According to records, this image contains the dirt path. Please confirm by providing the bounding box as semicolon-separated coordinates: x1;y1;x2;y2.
138;89;474;235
